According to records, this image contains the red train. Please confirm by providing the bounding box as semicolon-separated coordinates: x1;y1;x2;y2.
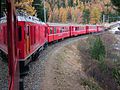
0;15;104;74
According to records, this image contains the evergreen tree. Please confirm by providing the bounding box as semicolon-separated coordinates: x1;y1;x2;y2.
111;0;120;12
68;0;73;7
61;0;66;8
0;0;6;17
90;36;106;61
82;9;90;24
33;0;44;21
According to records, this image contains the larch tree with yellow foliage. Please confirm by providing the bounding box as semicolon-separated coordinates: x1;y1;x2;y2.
15;0;36;16
90;7;101;24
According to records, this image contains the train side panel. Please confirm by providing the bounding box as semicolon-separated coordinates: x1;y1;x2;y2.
73;26;86;36
0;23;8;54
61;26;70;39
88;25;97;33
48;26;54;42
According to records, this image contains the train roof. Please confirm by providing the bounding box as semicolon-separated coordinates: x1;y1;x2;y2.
0;16;46;25
47;23;100;27
0;17;7;24
17;15;46;25
47;23;71;26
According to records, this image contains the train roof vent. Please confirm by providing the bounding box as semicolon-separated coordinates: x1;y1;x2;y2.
0;17;7;23
29;16;32;19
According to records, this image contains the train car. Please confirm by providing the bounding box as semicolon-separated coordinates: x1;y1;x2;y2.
70;24;87;36
47;23;70;42
97;25;105;32
87;25;98;33
0;15;48;73
0;17;8;58
17;16;48;61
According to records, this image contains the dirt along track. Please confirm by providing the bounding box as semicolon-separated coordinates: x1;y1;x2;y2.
23;34;90;90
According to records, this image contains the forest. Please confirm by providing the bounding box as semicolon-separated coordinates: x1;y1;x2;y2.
1;0;120;24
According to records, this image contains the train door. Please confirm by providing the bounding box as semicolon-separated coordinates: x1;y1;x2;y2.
45;26;48;38
48;26;54;42
53;27;57;41
86;26;89;34
69;26;73;36
25;25;30;55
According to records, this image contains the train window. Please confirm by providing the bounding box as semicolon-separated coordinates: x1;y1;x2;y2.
64;27;68;32
45;27;47;37
3;27;6;44
62;27;64;32
18;26;22;41
50;27;53;34
34;27;36;44
75;27;79;31
60;27;64;33
27;26;30;36
0;27;2;32
60;29;62;33
54;27;57;34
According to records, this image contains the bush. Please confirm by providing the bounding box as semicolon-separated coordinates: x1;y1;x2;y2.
90;36;106;61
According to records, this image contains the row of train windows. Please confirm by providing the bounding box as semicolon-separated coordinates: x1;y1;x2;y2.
50;27;69;34
88;27;97;29
75;27;85;31
18;26;35;44
18;26;36;45
18;26;47;43
18;26;31;41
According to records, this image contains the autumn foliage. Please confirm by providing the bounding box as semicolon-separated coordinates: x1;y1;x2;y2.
45;0;112;24
14;0;112;24
15;0;36;15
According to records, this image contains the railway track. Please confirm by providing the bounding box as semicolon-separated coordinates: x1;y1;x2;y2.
0;31;105;90
23;32;104;89
0;30;105;90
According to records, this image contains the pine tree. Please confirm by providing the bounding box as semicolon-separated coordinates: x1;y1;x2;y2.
90;36;106;61
0;0;6;17
68;0;73;7
83;9;90;24
33;0;44;21
111;0;120;12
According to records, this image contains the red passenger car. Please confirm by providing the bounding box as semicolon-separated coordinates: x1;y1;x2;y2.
17;16;48;61
87;25;98;33
0;15;48;74
47;23;70;42
70;24;87;36
0;17;8;57
97;25;105;32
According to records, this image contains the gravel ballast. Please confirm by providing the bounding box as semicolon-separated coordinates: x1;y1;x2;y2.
24;35;88;90
0;59;8;90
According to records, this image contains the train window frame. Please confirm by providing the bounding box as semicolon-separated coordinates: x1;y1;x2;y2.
54;27;57;34
60;27;64;33
18;26;22;41
34;26;36;44
75;27;79;31
27;26;30;36
50;27;53;34
3;26;6;44
60;29;62;33
0;27;2;32
45;27;47;37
